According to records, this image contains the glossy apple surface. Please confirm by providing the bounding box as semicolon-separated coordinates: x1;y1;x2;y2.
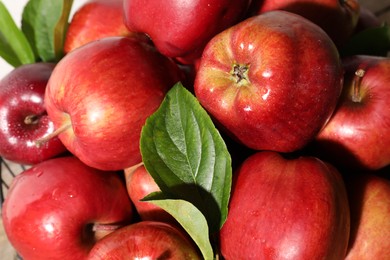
195;11;343;153
2;156;133;260
125;164;176;224
64;0;144;54
220;151;350;259
0;63;67;165
44;36;182;171
254;0;360;47
315;55;390;171
123;0;252;64
345;173;390;259
87;221;201;259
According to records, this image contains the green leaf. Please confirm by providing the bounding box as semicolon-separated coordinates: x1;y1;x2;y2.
0;1;35;67
340;24;390;57
144;192;214;260
21;0;73;62
140;82;232;234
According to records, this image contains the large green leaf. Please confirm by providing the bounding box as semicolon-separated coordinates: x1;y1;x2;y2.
21;0;73;62
140;82;232;234
144;192;214;260
0;1;35;67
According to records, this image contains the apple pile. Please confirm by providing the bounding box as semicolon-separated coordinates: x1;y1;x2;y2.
0;0;390;259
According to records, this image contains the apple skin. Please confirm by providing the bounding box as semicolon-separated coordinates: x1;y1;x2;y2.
87;221;201;259
64;0;142;54
354;6;382;33
219;151;350;260
124;164;176;224
194;11;344;153
123;0;252;64
254;0;360;47
44;36;182;171
1;156;134;260
0;63;67;165
344;173;390;259
315;55;390;171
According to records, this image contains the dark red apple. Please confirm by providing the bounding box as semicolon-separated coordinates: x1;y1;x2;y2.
87;221;201;259
254;0;360;47
219;151;350;259
64;0;142;54
194;11;344;153
345;173;390;259
315;55;390;171
42;36;182;171
123;0;252;64
124;164;176;224
354;6;382;33
1;156;133;260
0;62;67;165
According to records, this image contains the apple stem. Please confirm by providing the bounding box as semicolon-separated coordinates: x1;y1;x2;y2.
352;69;365;103
35;123;72;147
24;114;41;125
92;223;122;232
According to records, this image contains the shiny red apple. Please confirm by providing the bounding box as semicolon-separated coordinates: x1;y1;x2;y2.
315;55;390;171
124;164;176;224
344;172;390;259
2;156;133;260
123;0;252;64
87;221;201;259
64;0;139;54
254;0;360;47
0;62;67;165
42;36;182;171
194;11;344;153
220;151;350;259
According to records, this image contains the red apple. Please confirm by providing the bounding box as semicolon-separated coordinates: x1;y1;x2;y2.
123;0;252;64
344;173;390;259
87;221;201;259
64;0;142;54
1;156;134;260
354;6;382;33
254;0;360;47
42;36;182;171
124;164;176;224
0;63;67;165
219;151;350;259
194;11;344;153
315;55;390;171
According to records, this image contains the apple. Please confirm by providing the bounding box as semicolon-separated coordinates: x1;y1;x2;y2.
354;6;382;33
315;55;390;171
87;221;201;259
124;164;176;225
254;0;360;47
194;11;344;153
1;156;134;260
344;172;390;259
219;151;350;259
41;36;183;171
64;0;144;54
123;0;252;64
0;62;67;165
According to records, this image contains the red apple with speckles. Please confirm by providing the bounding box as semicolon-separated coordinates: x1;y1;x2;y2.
195;11;344;153
0;63;67;165
123;0;252;64
2;156;133;260
315;55;390;171
43;36;182;171
220;151;350;259
87;221;201;259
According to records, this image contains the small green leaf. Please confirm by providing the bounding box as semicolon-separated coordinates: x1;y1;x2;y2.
0;1;35;67
21;0;73;62
340;24;390;57
144;192;214;260
140;82;232;234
